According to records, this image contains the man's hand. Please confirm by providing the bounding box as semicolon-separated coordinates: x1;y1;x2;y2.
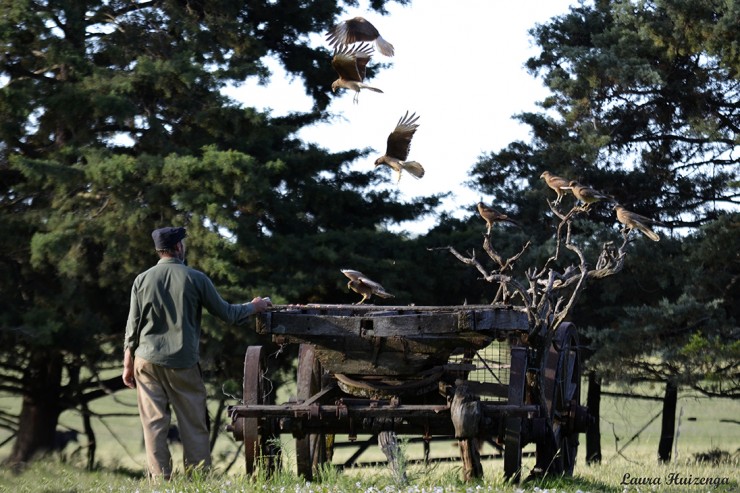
122;348;136;389
250;296;273;313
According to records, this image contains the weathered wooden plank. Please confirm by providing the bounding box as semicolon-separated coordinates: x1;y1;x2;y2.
278;334;492;357
266;313;362;337
257;307;529;337
363;313;459;336
271;304;512;313
459;309;530;332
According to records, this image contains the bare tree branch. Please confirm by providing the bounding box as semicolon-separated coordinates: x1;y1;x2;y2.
438;199;630;335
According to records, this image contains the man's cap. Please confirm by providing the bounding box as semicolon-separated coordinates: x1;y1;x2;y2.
152;227;187;250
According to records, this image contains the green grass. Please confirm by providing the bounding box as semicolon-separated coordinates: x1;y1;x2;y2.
0;451;737;493
0;382;738;492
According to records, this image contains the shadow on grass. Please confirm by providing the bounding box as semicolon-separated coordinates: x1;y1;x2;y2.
109;465;147;479
523;474;621;492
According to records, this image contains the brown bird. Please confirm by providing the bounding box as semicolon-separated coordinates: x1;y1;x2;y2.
341;269;394;304
568;180;612;207
614;205;662;241
326;17;394;57
477;202;520;234
540;171;571;204
374;111;425;182
331;43;383;103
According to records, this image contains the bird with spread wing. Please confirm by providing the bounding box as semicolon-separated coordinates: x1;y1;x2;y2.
477;202;521;234
540;171;572;204
326;17;394;57
374;111;424;182
614;205;663;241
568;181;613;207
341;269;394;304
331;43;383;103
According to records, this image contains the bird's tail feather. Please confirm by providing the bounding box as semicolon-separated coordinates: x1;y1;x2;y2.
360;84;384;93
402;161;425;179
636;223;660;241
375;291;394;299
376;36;395;57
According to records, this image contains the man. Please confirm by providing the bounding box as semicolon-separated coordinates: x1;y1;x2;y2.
122;226;271;479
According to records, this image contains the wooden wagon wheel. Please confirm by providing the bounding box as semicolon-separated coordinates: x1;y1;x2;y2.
536;323;581;476
295;344;331;480
242;345;280;477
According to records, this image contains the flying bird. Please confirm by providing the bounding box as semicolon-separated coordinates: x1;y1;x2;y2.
540;171;572;204
330;43;383;103
568;181;612;207
341;269;394;304
477;202;521;234
614;205;662;241
326;17;395;57
374;111;425;182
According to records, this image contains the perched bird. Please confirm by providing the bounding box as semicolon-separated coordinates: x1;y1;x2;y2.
477;202;520;234
614;205;662;241
326;17;395;57
540;171;571;204
330;43;383;103
568;181;612;207
341;269;395;304
374;111;425;182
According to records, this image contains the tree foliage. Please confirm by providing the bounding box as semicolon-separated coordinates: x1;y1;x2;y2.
587;215;740;397
0;0;442;465
467;0;738;395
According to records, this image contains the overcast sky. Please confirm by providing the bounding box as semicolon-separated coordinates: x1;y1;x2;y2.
224;1;578;234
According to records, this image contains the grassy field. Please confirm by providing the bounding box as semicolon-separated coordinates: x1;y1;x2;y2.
0;379;738;492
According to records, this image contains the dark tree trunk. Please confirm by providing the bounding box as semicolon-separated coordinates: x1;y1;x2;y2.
6;353;64;468
658;381;678;463
585;371;602;464
81;402;96;471
210;397;226;451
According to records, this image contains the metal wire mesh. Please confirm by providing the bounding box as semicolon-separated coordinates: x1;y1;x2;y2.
449;340;512;402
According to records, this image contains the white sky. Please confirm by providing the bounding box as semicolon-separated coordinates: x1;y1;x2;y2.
224;1;578;234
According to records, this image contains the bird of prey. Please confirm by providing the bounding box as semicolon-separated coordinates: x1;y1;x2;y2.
477;202;521;234
614;205;662;241
568;181;612;207
374;111;425;182
326;17;395;57
331;43;383;103
341;269;394;304
540;171;571;204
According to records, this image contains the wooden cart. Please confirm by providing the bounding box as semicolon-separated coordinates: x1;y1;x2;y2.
226;304;590;482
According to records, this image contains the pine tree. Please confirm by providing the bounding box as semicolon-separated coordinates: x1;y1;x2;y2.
463;0;739;462
0;0;434;466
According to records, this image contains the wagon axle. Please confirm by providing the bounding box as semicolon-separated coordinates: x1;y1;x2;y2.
227;397;542;437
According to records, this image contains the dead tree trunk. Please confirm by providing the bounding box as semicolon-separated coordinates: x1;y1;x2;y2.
378;431;407;484
658;381;678;462
585;371;602;464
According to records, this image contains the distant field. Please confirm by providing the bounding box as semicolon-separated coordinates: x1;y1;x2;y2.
0;377;738;492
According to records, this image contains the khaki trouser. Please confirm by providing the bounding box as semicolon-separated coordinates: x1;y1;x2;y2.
134;357;211;478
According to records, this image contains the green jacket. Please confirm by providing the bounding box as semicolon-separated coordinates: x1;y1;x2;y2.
124;257;254;368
